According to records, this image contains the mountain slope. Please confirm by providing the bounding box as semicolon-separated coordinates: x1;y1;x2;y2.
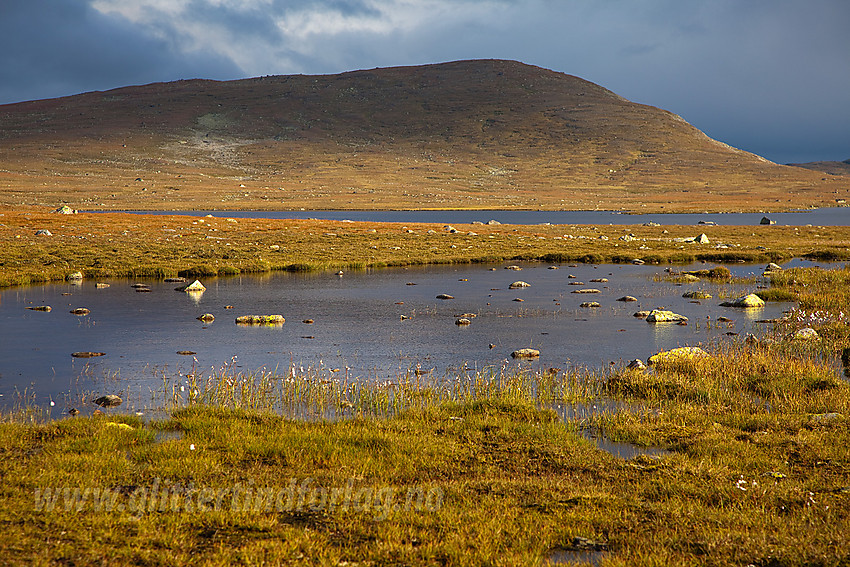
0;59;843;211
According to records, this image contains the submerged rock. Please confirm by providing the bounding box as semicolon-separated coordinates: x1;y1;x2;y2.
511;348;540;359
682;291;712;300
92;394;122;408
646;310;688;323
72;352;106;358
720;294;765;308
235;315;285;325
648;346;709;365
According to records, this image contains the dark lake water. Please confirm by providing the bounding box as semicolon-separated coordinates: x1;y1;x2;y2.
1;260;819;414
118;207;850;226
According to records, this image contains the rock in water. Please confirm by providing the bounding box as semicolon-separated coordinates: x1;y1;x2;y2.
511;348;540;359
455;318;472;326
26;305;52;312
646;310;689;323
72;352;106;358
70;308;91;315
627;359;647;370
92;394;122;408
682;291;712;299
760;216;776;225
235;315;285;325
53;205;77;214
176;280;206;292
436;294;454;300
720;294;765;308
617;296;638;302
197;313;215;322
67;272;84;281
508;281;531;289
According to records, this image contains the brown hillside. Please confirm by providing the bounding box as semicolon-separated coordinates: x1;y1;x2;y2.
0;59;844;212
789;159;850;177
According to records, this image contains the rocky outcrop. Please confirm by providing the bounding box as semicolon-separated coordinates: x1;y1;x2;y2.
720;294;765;308
646;310;688;323
176;280;206;292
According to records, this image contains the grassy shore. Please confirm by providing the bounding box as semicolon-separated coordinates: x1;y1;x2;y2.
1;265;849;565
1;207;849;288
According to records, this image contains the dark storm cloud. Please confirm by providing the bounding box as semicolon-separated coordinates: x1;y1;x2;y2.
1;0;847;163
0;0;240;103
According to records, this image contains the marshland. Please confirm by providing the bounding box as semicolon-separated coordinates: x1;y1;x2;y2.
1;207;849;566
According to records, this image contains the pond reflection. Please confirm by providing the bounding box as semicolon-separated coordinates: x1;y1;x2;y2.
0;261;802;410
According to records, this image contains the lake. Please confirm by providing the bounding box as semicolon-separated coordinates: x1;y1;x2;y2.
0;260;812;415
117;207;850;226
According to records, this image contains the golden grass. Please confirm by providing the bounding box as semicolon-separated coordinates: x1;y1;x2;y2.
2;206;849;289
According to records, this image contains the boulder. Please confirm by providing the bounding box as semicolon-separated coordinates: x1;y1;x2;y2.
617;296;638;302
646;310;688;323
72;352;106;358
682;291;712;299
67;271;84;281
197;313;215;322
95;283;110;289
509;281;531;289
720;294;765;308
627;359;647;370
70;308;91;315
486;219;501;225
436;294;454;300
632;259;645;265
760;216;776;225
235;315;285;325
633;310;651;318
648;347;709;365
579;301;601;308
53;205;77;214
92;395;122;408
504;265;522;271
35;229;53;236
511;348;540;359
571;288;601;294
694;233;710;244
176;280;206;292
455;318;472;326
792;327;820;341
26;305;52;312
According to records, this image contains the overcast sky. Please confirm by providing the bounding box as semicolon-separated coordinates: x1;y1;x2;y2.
2;0;848;164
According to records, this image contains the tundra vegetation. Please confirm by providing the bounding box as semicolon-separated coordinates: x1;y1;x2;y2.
1;208;849;288
1;261;849;565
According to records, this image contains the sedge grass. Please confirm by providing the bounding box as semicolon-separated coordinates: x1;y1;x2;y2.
1;266;850;565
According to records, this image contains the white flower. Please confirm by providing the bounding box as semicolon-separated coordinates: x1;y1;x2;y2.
189;444;195;451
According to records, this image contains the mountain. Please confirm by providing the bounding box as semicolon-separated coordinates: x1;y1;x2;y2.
788;159;850;177
0;59;843;212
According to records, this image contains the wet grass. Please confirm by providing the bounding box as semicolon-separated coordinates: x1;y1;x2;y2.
1;263;850;565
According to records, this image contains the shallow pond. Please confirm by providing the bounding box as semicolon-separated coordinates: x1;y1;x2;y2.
0;260;811;413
